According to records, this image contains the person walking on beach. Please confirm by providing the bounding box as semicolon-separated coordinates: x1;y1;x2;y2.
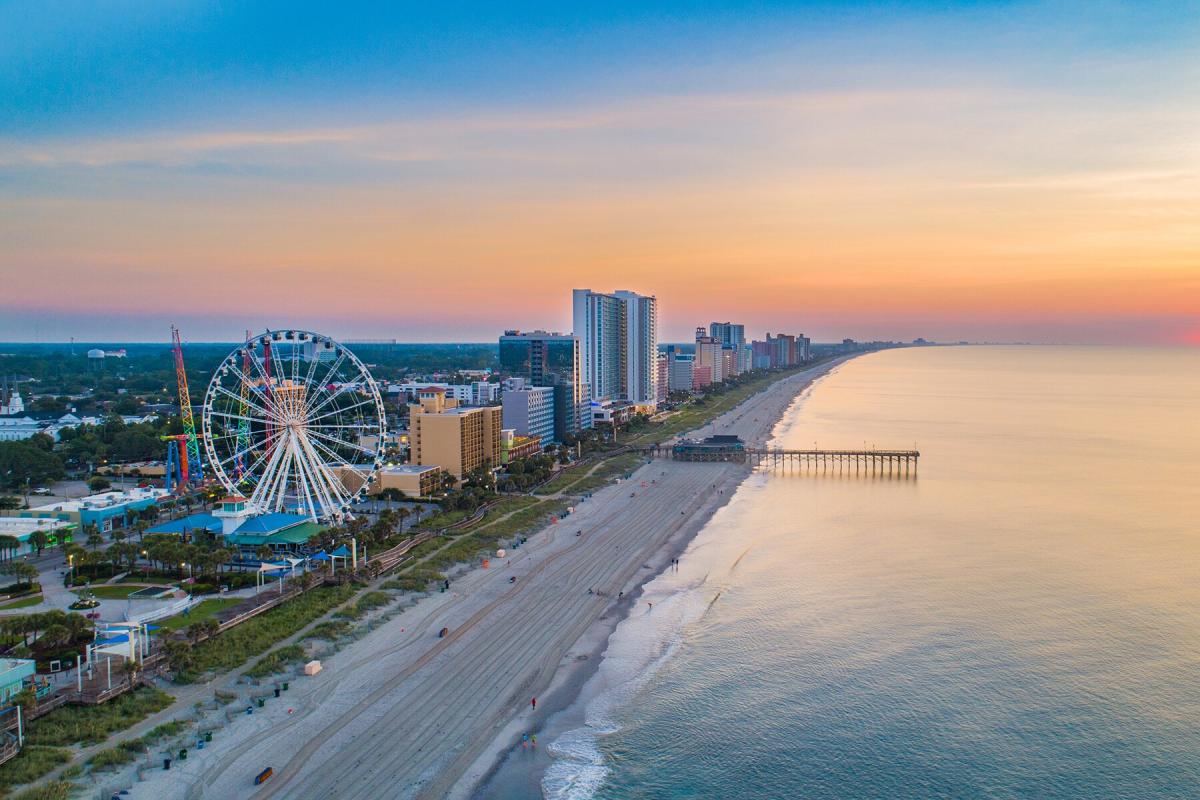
532;734;537;748
523;733;529;748
531;697;537;711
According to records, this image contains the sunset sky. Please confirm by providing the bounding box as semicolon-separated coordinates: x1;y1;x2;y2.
2;1;1198;344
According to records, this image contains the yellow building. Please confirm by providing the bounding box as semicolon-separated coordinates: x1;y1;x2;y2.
408;389;501;479
338;464;441;498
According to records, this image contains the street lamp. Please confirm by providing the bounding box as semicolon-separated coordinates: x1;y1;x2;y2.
67;553;73;584
141;550;148;579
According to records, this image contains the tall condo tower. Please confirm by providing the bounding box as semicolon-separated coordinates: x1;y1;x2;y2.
572;288;659;409
615;290;658;407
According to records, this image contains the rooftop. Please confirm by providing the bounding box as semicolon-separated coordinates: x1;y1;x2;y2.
227;520;323;546
379;464;439;475
32;487;167;513
146;513;223;535
233;512;310;535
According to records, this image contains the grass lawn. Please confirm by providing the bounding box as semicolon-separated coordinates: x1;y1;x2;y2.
0;594;44;609
154;597;242;632
71;584;152;600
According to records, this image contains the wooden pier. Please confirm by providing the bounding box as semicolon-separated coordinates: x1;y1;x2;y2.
641;441;919;476
744;447;918;476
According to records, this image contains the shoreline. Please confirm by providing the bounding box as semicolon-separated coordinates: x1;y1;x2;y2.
466;357;854;799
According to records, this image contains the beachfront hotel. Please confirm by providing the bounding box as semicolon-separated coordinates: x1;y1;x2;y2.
408;387;502;480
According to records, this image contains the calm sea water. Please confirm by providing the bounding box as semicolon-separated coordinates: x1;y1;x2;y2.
544;346;1200;800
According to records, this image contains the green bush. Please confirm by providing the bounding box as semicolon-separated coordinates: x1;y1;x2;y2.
88;746;136;771
354;591;390;614
306;620;351;641
140;720;190;744
245;644;306;678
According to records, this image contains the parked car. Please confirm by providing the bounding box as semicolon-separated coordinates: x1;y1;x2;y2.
31;487;52;496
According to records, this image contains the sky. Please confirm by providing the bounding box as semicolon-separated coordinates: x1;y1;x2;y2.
1;1;1198;345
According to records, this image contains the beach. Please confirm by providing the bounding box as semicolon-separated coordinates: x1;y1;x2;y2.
125;358;847;800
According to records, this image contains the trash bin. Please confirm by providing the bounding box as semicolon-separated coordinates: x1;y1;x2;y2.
257;698;265;708
205;731;212;742
274;687;281;698
179;748;187;760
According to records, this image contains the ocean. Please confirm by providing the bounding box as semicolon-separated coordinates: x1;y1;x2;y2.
541;346;1200;800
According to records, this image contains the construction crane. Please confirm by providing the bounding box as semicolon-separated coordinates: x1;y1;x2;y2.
171;325;204;487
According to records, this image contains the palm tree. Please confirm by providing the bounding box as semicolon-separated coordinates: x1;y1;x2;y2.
85;524;104;552
0;535;19;563
256;544;273;563
28;529;48;556
39;624;72;651
121;658;139;689
396;507;411;533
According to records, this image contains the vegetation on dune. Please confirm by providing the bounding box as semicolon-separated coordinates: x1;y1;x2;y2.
245;644;307;679
0;748;72;795
306;620;352;641
10;779;77;800
25;688;174;748
383;568;446;594
174;584;358;682
93;718;194;761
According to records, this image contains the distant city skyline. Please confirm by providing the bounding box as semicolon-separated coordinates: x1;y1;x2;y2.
2;2;1197;346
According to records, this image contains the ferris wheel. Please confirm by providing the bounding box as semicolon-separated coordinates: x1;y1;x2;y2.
201;329;386;522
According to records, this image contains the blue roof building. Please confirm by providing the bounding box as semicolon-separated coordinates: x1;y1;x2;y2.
146;513;223;536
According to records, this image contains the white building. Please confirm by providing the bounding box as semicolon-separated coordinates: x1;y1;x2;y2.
572;289;625;403
572;288;658;410
386;382;496;406
668;353;695;393
501;385;556;445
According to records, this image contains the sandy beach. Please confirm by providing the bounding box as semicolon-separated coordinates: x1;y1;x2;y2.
125;358;847;800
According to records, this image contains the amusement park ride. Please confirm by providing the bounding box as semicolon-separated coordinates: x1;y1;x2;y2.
202;329;386;523
163;325;204;492
165;328;386;523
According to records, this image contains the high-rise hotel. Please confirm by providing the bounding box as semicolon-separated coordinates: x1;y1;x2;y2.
572;288;659;410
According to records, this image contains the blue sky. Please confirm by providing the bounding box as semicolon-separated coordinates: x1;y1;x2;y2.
1;1;1198;343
